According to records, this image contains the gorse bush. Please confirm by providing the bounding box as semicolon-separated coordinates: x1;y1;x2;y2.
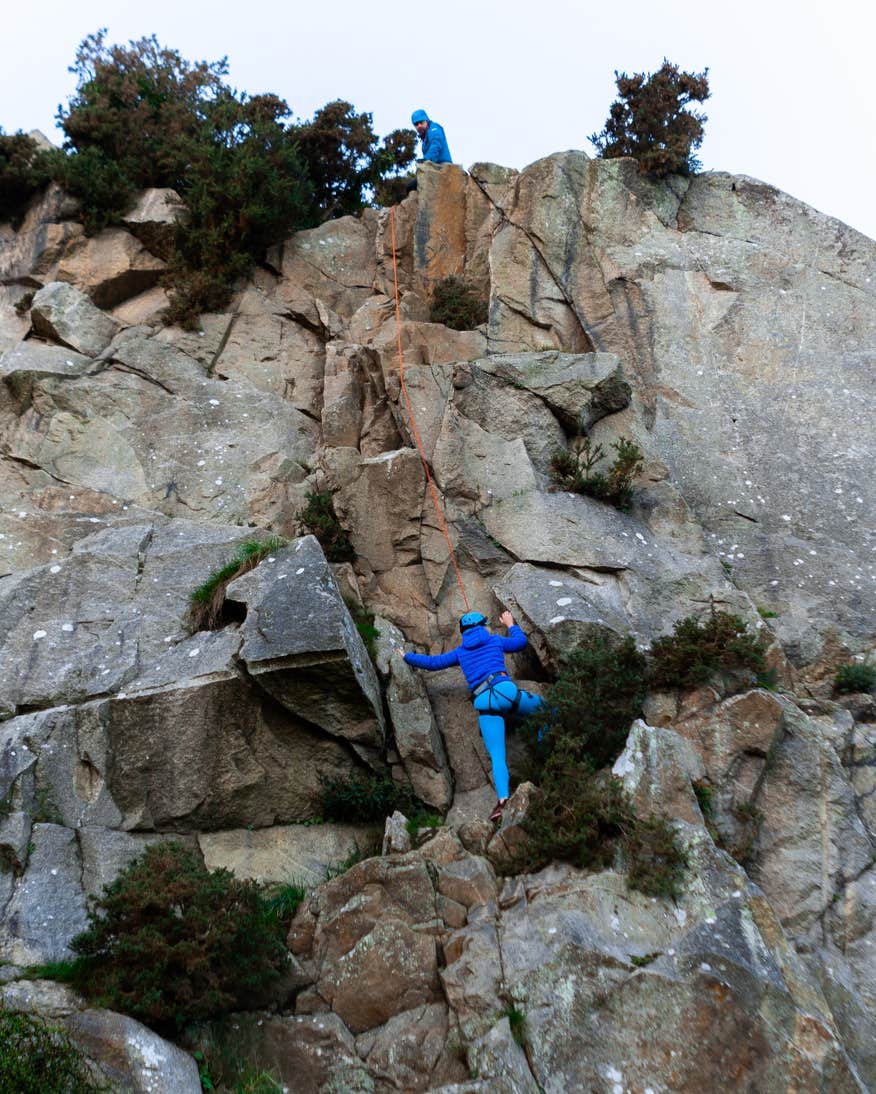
519;743;686;899
429;276;489;330
551;434;644;510
70;842;286;1033
524;634;647;774
0;130;57;227
318;771;421;824
296;490;354;563
45;31;415;327
648;607;767;689
834;661;876;694
0;1007;108;1093
188;536;286;631
590;59;710;177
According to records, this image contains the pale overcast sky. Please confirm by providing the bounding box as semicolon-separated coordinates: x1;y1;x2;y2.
3;0;875;240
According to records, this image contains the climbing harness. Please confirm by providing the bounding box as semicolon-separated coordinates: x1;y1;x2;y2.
472;674;523;716
389;205;470;610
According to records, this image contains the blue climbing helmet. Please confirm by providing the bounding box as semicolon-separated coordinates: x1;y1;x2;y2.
459;611;487;634
411;109;429;124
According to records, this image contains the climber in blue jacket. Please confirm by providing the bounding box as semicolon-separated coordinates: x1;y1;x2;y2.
411;109;452;164
402;610;544;822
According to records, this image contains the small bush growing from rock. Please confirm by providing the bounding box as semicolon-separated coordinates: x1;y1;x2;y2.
589;59;710;177
188;536;286;631
429;275;489;330
0;130;57;227
318;771;420;824
296;490;354;563
0;1007;109;1093
550;434;644;510
834;661;876;694
262;879;308;928
70;842;286;1033
524;634;647;773
648;607;766;689
352;606;380;659
519;742;686;899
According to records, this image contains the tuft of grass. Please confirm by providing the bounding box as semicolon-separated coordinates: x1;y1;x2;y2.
188;536;286;632
296;491;354;563
352;607;379;660
834;662;876;695
24;958;87;984
501;1004;528;1047
692;781;714;821
756;605;778;620
406;811;444;837
324;839;380;881
550;434;644;511
630;952;661;967
261;880;308;926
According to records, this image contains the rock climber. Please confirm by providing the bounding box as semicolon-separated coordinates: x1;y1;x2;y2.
406;109;453;191
400;610;545;822
411;109;452;164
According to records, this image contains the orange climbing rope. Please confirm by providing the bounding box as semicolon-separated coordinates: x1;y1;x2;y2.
389;206;470;611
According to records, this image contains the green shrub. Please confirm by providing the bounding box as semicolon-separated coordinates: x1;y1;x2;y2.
0;1008;108;1093
293;99;416;223
261;879;308;927
589;59;710;177
550;435;644;510
0;131;57;227
55;32;415;327
352;606;380;659
648;607;766;689
70;842;286;1033
318;771;420;824
519;743;686;898
188;536;286;631
524;634;646;773
429;275;489;331
834;662;876;694
296;490;354;563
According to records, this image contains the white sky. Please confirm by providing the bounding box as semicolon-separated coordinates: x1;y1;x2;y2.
3;0;875;240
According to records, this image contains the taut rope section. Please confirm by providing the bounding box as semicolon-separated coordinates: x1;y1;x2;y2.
389;206;470;610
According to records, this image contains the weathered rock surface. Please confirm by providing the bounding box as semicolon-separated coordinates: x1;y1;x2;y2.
0;979;200;1092
121;187;187;260
29;281;121;356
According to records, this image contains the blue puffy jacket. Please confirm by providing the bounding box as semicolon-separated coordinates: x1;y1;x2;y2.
404;624;527;690
420;120;452;164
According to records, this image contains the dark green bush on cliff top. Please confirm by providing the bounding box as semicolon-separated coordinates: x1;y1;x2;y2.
0;130;57;227
48;30;416;327
590;59;710;177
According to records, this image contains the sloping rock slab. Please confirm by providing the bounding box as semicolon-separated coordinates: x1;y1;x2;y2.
230;535;385;750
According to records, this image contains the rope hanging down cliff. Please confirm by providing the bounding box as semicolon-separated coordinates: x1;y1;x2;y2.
389;205;470;611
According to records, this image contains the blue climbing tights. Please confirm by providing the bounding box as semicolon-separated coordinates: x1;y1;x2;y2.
472;679;545;800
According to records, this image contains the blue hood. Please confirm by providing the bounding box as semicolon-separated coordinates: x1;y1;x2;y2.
461;625;490;649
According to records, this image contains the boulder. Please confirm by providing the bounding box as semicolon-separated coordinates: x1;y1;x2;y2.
0;980;201;1093
0;823;88;963
229;535;385;753
199;823;376;886
55;228;166;308
29;281;121;357
612;720;706;825
0;183;83;282
375;618;453;809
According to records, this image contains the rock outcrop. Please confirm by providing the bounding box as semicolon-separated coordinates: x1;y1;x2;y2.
1;155;874;1087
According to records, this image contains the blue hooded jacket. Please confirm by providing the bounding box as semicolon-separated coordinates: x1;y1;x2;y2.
417;119;452;164
403;624;527;690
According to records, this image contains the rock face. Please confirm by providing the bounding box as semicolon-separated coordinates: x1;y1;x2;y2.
1;152;874;1085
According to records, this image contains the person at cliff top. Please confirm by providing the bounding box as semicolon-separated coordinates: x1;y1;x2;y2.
401;610;545;822
411;109;452;164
